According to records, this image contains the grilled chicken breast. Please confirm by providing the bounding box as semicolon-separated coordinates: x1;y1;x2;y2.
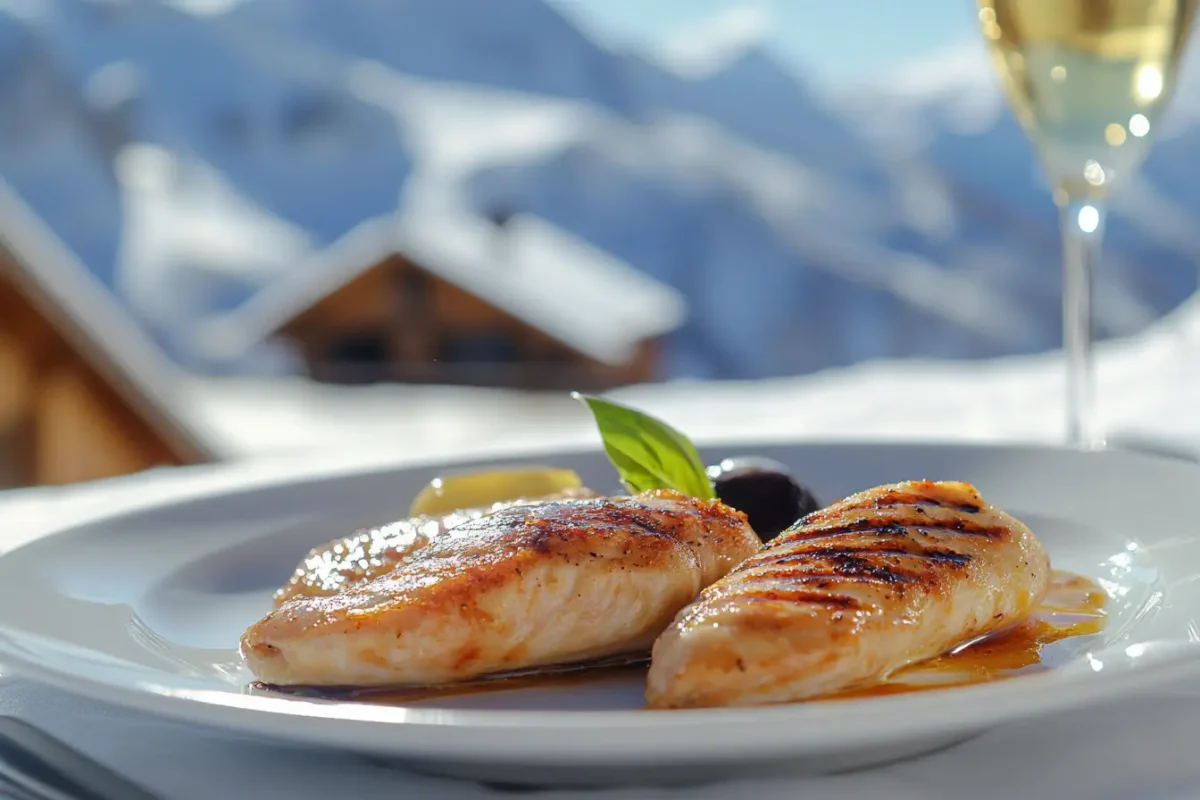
274;488;598;606
242;490;761;687
646;480;1050;708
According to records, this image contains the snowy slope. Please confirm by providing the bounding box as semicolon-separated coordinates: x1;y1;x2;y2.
435;85;1049;377
620;47;892;190
326;61;1002;378
1137;44;1200;233
835;39;1200;342
0;7;122;287
227;0;640;118
0;0;414;364
40;0;413;247
114;142;313;362
267;53;1055;378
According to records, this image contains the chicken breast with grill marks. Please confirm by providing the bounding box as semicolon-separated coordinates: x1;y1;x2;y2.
242;490;761;687
646;480;1050;708
273;488;598;607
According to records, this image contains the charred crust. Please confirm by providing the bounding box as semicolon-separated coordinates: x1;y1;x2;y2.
802;544;970;564
923;548;973;565
870;492;944;509
743;589;861;609
747;568;910;587
774;516;1004;545
779;520;910;543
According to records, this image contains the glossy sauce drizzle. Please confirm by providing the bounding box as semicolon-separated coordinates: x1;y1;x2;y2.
831;569;1106;699
255;570;1106;706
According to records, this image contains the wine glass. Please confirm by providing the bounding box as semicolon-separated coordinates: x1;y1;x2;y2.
976;0;1197;448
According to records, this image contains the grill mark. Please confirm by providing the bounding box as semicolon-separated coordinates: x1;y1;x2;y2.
817;551;923;584
804;545;973;565
739;544;970;594
781;516;1004;544
780;521;910;543
745;567;915;587
912;518;1002;537
616;509;682;539
855;494;984;513
519;503;691;555
793;486;985;524
741;546;890;573
749;543;972;566
742;588;861;609
870;494;946;509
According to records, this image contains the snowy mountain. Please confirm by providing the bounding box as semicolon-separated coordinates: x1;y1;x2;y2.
1136;43;1200;242
226;0;640;118
0;6;122;287
0;0;414;363
50;0;413;246
460;103;1045;378
836;40;1200;342
620;47;893;191
1;0;1198;382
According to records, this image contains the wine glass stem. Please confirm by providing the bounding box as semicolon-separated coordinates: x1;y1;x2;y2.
1058;196;1106;450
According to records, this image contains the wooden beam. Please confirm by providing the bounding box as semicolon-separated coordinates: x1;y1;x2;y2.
0;331;31;432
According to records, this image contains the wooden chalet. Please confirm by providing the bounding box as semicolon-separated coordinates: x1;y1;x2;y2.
199;207;687;391
0;183;218;488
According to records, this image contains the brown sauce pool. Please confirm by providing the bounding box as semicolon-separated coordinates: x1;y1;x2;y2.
830;570;1106;700
254;570;1106;707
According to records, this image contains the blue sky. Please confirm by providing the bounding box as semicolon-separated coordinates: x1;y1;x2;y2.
550;0;980;82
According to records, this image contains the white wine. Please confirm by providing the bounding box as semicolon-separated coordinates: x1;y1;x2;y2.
978;1;1195;448
979;0;1196;198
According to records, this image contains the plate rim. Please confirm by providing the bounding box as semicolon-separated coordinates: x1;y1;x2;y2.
5;435;1180;550
2;641;1197;763
1;438;1197;759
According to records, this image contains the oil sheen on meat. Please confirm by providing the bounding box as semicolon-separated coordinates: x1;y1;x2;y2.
273;488;598;606
645;480;1051;708
242;490;761;687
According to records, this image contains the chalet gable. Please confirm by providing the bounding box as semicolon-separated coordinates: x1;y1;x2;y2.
0;180;218;485
199;206;687;373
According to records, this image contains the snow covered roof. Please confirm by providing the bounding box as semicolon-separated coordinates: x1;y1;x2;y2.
198;205;688;367
0;180;221;462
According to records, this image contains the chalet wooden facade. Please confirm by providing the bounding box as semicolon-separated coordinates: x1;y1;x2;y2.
203;210;686;392
277;254;660;390
0;186;216;488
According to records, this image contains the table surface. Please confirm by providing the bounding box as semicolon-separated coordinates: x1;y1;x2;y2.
4;309;1200;798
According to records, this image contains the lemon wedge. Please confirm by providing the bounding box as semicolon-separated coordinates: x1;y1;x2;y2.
407;467;585;517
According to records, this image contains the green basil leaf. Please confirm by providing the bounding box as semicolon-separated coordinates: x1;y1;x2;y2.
572;392;716;500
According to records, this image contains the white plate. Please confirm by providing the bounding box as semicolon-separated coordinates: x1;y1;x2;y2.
1;442;1199;786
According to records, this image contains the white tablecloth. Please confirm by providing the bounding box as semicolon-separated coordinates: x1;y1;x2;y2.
4;306;1200;798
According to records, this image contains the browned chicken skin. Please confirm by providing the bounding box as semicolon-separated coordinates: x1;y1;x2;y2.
273;488;598;606
243;490;761;687
646;480;1051;708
